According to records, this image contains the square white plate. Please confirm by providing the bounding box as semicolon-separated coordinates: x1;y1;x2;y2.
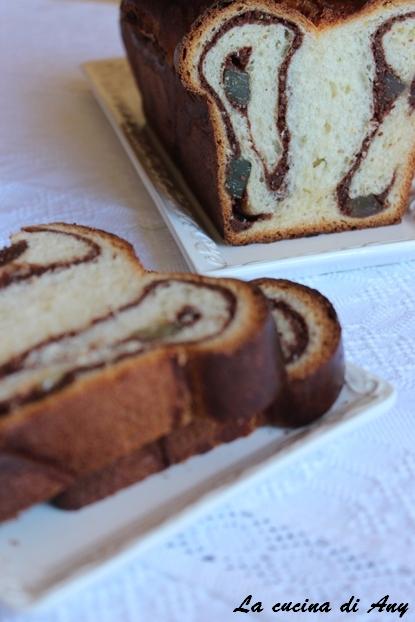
0;363;395;612
83;58;415;280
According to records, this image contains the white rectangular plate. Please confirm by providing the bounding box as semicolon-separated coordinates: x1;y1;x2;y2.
83;58;415;280
0;363;395;612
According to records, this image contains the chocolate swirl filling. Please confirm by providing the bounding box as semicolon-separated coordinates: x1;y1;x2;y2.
271;300;309;365
337;12;415;218
198;11;303;230
0;280;236;416
0;227;101;290
0;240;28;267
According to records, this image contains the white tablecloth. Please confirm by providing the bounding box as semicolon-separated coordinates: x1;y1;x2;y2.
1;2;415;620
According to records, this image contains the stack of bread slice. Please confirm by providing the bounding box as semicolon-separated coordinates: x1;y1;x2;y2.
0;224;344;521
53;277;344;510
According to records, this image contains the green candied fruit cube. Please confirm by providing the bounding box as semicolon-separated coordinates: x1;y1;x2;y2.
383;72;406;102
223;67;250;107
226;158;252;200
128;321;182;342
346;194;383;218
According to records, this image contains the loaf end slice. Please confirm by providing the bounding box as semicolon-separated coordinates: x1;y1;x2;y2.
255;278;345;425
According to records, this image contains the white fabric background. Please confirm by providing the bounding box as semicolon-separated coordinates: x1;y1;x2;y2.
1;1;415;620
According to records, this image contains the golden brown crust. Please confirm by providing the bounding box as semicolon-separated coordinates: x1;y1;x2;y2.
0;452;73;522
53;412;266;511
53;444;165;511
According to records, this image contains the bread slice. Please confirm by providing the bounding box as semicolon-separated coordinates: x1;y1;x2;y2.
255;278;344;426
53;278;344;511
121;0;415;244
0;224;283;522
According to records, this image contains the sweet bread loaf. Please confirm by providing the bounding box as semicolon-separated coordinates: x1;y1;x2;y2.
54;278;344;511
0;224;282;521
121;0;415;244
